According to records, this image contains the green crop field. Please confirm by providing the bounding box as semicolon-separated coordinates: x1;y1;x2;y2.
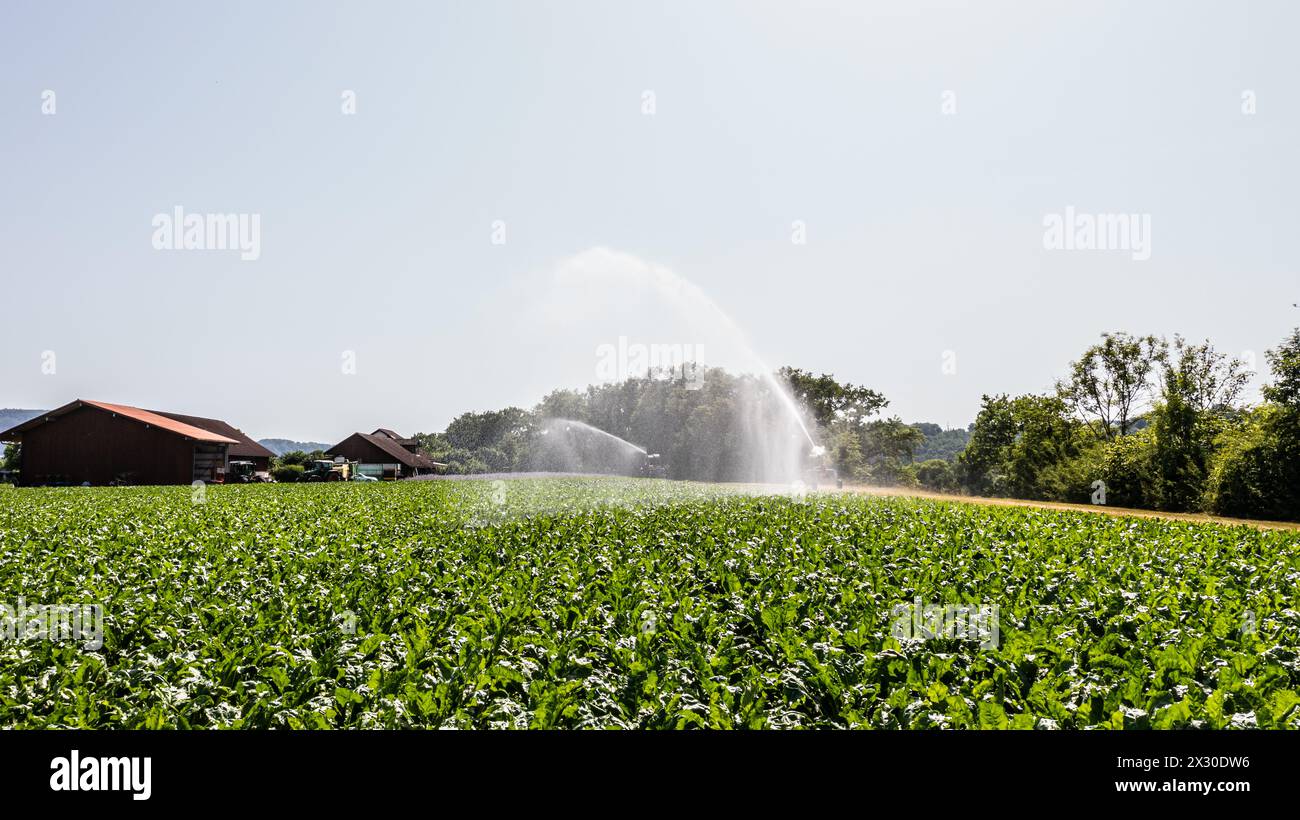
0;478;1297;729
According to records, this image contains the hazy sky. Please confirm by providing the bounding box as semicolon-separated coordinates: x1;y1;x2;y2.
2;0;1297;441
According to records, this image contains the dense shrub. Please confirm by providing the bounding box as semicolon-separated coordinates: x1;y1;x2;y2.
914;459;957;492
1204;407;1300;521
1095;430;1158;509
271;464;305;483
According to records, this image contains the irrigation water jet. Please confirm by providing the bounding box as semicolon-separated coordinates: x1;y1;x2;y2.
554;247;821;483
532;418;652;475
544;418;647;455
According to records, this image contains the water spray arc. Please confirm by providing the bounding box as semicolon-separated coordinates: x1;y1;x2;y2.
558;248;822;483
544;418;647;455
532;417;660;476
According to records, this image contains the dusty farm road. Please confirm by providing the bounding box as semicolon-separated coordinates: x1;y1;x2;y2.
430;473;1299;533
826;484;1300;533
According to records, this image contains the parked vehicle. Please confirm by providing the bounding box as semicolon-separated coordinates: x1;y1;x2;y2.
302;459;351;482
639;453;668;479
224;460;270;484
803;464;842;490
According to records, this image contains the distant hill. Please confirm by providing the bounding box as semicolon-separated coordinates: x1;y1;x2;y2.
910;422;972;463
0;409;44;434
258;438;332;456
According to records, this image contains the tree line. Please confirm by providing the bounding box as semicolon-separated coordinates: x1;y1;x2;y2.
412;326;1300;523
953;328;1300;521
409;367;927;484
14;324;1279;520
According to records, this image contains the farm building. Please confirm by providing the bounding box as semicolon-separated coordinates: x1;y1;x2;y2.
152;411;275;472
326;428;444;479
0;399;267;486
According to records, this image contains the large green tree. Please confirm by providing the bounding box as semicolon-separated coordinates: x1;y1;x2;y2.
1262;327;1300;408
1058;332;1164;440
1163;336;1250;415
859;417;924;483
778;367;887;429
1136;338;1250;511
959;394;1087;500
1204;327;1300;520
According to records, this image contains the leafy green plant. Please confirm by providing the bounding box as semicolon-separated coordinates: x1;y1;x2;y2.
0;479;1295;729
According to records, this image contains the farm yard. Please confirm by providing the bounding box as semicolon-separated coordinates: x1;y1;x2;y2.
1;477;1296;729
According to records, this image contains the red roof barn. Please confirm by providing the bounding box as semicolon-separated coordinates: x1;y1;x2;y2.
326;428;444;479
0;399;268;486
151;410;274;472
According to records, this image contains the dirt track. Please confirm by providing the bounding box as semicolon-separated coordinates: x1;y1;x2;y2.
830;484;1300;532
428;472;1300;533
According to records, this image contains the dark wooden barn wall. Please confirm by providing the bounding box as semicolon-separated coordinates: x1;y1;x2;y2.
326;434;398;468
19;406;206;486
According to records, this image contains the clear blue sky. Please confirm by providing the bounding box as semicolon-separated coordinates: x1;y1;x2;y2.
2;0;1297;441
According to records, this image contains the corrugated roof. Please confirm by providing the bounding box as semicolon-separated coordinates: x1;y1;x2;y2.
372;428;417;446
330;432;438;470
360;432;437;468
152;411;274;458
83;401;240;443
0;399;241;445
